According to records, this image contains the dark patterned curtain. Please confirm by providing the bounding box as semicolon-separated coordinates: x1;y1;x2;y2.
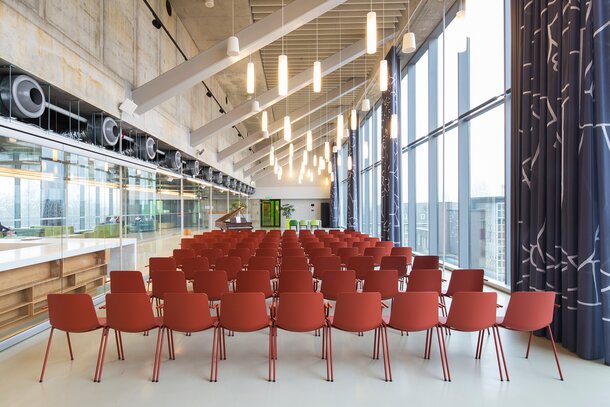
329;148;339;228
512;0;610;364
380;46;402;245
347;126;359;230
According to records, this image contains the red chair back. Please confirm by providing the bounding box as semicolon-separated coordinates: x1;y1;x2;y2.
337;247;359;266
215;256;242;281
445;292;497;332
501;291;556;331
151;271;187;300
172;249;196;267
309;247;332;259
149;257;176;273
347;256;375;281
275;292;326;332
329;241;348;255
412;255;439;270
445;269;484;296
181;238;195;249
283;248;306;257
193;270;229;301
363;270;399;300
256;248;278;258
213;242;231;256
311;255;342;279
47;294;102;332
110;271;147;293
379;256;408;279
248;256;277;278
277;270;314;294
200;248;223;267
105;293;159;332
280;256;309;272
390;247;413;264
321;270;357;301
406;269;442;294
228;248;251;267
219;293;269;332
163;293;213;332
375;241;394;255
363;247;386;266
388;292;439;332
181;257;210;281
332;292;382;332
353;241;371;255
236;270;273;298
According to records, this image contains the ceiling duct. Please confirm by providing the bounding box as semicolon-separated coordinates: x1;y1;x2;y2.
88;116;120;147
164;150;182;171
136;136;157;160
0;74;46;119
184;160;201;176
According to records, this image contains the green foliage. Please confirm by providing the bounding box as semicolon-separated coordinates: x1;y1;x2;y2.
281;203;295;218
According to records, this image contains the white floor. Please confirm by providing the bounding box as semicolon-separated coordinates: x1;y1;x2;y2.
1;309;608;406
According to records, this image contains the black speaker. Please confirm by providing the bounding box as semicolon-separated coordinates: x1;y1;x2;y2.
321;202;330;228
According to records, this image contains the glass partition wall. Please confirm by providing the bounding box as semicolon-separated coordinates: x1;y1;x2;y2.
357;0;510;286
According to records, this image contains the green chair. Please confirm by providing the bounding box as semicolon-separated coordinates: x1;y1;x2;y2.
299;220;309;230
289;219;299;231
309;219;321;230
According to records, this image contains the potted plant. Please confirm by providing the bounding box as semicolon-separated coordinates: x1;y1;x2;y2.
281;204;296;229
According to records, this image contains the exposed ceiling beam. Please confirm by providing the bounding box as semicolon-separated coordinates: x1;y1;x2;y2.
127;0;347;115
236;106;344;171
217;77;364;163
190;30;394;146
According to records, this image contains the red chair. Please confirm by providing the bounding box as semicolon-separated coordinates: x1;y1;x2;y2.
181;257;210;281
363;247;386;266
329;241;348;255
157;293;217;382
412;255;439;270
215;256;242;286
309;247;332;259
364;237;381;245
248;256;277;279
439;292;507;381
180;238;196;249
213;242;231;256
236;270;274;299
273;292;332;381
375;241;394;255
380;256;409;290
282;248;306;257
347;256;375;283
353;241;371;255
337;247;359;267
149;257;176;273
497;291;563;380
228;248;251;268
213;293;274;381
329;292;391;381
97;293;164;382
406;269;442;294
390;247;413;265
110;271;148;293
442;269;484;297
277;270;314;294
151;271;187;314
384;292;448;381
312;256;342;282
363;270;399;301
39;294;107;382
200;248;224;267
193;271;229;304
280;256;309;272
256;248;279;258
172;249;196;268
320;270;357;301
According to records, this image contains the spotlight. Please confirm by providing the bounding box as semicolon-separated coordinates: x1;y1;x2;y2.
219;108;225;114
152;18;162;29
206;90;213;97
205;0;214;8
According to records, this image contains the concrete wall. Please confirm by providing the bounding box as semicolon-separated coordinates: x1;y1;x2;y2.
0;0;251;183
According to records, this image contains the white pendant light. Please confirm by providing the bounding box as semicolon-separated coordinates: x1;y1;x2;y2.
313;61;322;93
227;36;240;57
390;113;399;139
273;159;278;174
246;62;255;94
269;145;275;165
303;150;308;166
288;161;293;178
402;32;416;54
278;167;282;180
278;54;288;96
379;60;388;92
325;177;329;186
251;100;260;113
306;131;313;151
289;142;294;158
347;155;353;171
317;165;322;175
362;98;371;112
337;154;342;167
283;116;292;142
456;1;468;53
328;161;332;174
309;170;313;182
366;11;377;54
336;114;344;148
261;111;269;137
350;109;358;131
324;141;330;160
331;172;335;182
298;176;302;185
320;158;326;171
313;155;318;167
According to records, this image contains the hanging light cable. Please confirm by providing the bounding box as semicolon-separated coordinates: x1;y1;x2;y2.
313;18;321;92
227;0;240;56
269;142;275;165
379;0;388;91
246;60;254;94
283;115;292;142
261;110;269;137
278;0;288;95
362;52;371;111
402;1;416;53
306;131;313;151
324;141;330;160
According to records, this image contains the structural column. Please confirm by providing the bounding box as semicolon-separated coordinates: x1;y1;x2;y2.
329;148;339;228
380;46;402;244
347;124;359;230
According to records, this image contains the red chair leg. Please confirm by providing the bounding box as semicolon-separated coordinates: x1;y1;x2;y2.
210;326;217;382
65;332;74;360
424;329;430;359
96;328;110;382
93;328;107;382
547;325;564;380
118;331;125;360
525;331;533;358
434;326;447;381
438;325;451;381
327;324;334;382
39;327;55;382
490;325;504;381
373;327;378;359
152;327;164;382
381;325;392;382
495;326;509;381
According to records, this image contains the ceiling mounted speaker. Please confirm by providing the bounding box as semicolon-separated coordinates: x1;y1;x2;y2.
223;175;232;188
89;116;120;147
0;74;46;119
230;178;237;190
136;136;156;160
184;160;201;176
165;150;182;170
201;166;213;181
213;171;223;185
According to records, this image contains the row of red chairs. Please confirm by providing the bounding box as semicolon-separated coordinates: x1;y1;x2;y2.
39;289;563;383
